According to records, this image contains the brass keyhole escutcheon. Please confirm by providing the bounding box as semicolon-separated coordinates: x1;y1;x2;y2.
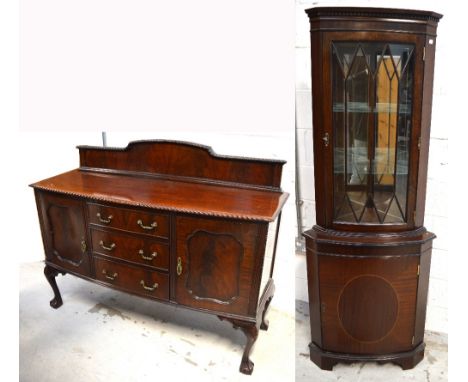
81;240;87;253
176;257;182;276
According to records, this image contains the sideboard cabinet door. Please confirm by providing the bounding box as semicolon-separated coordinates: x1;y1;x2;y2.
36;192;91;276
174;216;262;317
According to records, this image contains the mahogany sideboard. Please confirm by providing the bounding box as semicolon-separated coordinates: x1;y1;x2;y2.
31;140;288;375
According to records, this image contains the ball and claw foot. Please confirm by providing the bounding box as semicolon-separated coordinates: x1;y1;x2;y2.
49;296;63;309
240;358;254;375
238;324;258;375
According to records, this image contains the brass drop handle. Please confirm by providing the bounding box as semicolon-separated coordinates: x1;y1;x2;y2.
102;269;118;281
137;219;158;230
176;257;182;276
99;240;116;251
96;212;113;224
81;240;87;253
322;132;330;147
140;280;159;291
139;249;157;261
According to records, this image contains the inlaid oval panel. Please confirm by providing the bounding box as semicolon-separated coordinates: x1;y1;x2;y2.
338;275;398;342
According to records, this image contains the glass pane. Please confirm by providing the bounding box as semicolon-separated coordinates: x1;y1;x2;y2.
394;47;414;222
332;46;347;219
332;41;414;224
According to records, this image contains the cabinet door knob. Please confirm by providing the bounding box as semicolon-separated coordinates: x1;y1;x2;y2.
139;249;157;261
96;212;113;224
99;240;116;251
176;257;183;276
137;219;158;230
322;132;330;147
140;280;159;291
102;269;118;281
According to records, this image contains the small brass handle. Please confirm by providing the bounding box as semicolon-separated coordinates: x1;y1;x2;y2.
322;132;330;147
140;280;159;291
102;269;118;281
81;240;87;253
176;257;182;276
137;219;158;230
99;240;116;251
139;249;157;261
96;212;113;224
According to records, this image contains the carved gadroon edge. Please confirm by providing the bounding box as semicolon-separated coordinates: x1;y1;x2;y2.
29;186;282;222
77;139;287;165
305;7;443;22
304;225;436;246
185;230;244;305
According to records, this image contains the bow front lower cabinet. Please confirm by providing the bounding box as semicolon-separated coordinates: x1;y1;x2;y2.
303;7;442;370
31;140;288;375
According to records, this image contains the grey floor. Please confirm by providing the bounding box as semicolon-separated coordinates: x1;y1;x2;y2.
18;262;448;381
295;300;448;382
19;262;294;382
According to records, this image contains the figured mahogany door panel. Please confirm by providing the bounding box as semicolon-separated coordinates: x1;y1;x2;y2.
318;254;419;354
90;228;169;271
87;203;169;240
37;192;90;276
94;257;169;301
174;217;259;316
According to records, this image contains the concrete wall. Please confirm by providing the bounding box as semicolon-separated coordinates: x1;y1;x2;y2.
295;0;449;333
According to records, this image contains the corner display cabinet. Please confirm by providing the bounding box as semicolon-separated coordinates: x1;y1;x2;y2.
303;7;442;370
31;140;288;375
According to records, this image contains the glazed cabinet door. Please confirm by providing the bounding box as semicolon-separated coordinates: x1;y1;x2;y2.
317;31;425;230
35;191;91;276
174;216;261;317
318;254;419;354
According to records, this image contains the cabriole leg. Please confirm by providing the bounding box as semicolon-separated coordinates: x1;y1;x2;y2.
218;317;260;375
238;323;259;375
44;265;65;309
260;295;273;331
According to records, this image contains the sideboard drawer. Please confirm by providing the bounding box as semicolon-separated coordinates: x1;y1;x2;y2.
94;257;169;301
87;203;169;239
90;228;169;271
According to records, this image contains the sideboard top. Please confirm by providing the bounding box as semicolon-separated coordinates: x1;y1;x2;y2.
31;140;289;222
30;169;288;222
305;6;443;22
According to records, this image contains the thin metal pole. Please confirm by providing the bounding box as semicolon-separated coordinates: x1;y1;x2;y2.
295;99;305;251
